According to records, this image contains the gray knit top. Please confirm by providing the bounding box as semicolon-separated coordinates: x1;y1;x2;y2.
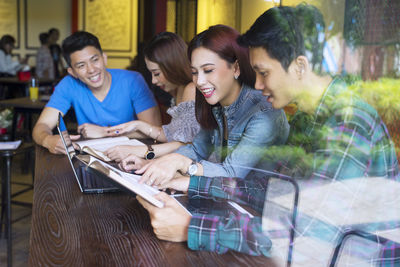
162;100;200;143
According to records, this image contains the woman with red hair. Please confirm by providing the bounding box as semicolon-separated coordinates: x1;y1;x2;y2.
123;25;289;185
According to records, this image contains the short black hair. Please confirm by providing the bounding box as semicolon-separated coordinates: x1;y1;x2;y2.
0;34;16;53
39;32;49;45
62;31;102;67
238;6;304;71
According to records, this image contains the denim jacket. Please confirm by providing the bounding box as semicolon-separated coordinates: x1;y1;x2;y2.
175;84;289;178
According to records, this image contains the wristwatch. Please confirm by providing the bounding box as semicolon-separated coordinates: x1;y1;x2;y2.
144;144;155;160
186;159;198;176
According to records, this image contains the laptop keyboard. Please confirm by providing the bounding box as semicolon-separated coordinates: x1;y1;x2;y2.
77;165;116;190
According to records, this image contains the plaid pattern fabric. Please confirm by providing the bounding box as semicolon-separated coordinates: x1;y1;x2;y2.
188;175;268;211
386;119;400;160
289;78;399;181
185;78;399;258
188;213;272;256
187;176;272;256
380;240;400;266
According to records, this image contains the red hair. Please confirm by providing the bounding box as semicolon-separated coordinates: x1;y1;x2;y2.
188;25;255;129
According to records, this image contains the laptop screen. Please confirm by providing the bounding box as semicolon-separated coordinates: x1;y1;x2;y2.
56;112;84;192
56;113;121;194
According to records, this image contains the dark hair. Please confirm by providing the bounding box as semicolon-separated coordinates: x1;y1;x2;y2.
48;28;59;35
39;32;49;45
238;6;305;71
0;35;16;54
188;25;255;129
62;31;102;67
144;32;192;86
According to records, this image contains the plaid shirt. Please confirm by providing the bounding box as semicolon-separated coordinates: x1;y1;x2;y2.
186;78;400;262
287;78;399;180
381;240;400;266
187;175;272;256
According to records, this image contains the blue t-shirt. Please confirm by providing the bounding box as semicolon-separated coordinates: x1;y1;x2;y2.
46;69;157;126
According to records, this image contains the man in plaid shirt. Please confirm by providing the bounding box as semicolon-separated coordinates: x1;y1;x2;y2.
137;4;399;264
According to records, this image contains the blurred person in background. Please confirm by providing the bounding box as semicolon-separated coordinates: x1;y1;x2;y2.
48;28;65;78
36;32;55;79
0;34;28;76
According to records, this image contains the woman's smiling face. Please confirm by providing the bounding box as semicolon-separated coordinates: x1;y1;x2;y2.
191;47;240;107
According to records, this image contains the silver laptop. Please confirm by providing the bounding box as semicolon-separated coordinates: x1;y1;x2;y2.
56;112;120;194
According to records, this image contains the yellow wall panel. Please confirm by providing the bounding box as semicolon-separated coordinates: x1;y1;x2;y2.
0;0;19;46
166;0;176;33
79;0;138;68
197;0;240;33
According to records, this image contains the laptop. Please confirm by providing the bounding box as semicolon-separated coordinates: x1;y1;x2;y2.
56;113;120;194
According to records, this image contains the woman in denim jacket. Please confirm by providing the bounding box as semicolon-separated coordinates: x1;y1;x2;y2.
122;25;289;186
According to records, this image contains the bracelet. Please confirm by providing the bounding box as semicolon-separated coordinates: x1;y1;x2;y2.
154;128;162;144
148;127;153;138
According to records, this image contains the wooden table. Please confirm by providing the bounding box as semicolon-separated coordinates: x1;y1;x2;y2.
29;146;277;266
0;97;47;140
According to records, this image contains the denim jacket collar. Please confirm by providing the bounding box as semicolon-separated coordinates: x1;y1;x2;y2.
212;84;250;119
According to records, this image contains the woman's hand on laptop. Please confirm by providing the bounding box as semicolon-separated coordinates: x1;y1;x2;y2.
105;145;146;162
119;154;146;172
136;153;187;186
77;123;108;138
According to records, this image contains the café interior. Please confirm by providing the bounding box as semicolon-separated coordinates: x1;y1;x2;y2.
0;0;399;266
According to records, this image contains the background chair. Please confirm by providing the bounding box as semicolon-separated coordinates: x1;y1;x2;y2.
261;173;299;267
330;229;400;267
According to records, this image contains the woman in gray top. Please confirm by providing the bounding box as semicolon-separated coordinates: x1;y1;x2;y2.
105;32;200;162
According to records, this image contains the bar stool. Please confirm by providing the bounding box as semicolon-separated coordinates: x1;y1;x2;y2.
0;142;35;267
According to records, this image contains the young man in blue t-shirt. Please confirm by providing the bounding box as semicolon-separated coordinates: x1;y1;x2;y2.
33;31;161;154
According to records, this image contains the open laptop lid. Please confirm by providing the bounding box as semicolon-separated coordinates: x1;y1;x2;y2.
56;112;84;192
57;112;120;194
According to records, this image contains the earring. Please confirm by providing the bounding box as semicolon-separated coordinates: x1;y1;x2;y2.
234;75;238;80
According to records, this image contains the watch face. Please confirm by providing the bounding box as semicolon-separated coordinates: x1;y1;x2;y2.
146;151;155;160
188;163;198;175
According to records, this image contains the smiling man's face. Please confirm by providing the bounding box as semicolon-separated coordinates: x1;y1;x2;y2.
67;46;109;92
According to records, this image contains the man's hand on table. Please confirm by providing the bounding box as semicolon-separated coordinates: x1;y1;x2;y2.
137;192;191;242
43;134;80;154
158;175;190;192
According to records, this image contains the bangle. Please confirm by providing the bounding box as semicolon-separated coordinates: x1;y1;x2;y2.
154;128;162;144
148;127;153;137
